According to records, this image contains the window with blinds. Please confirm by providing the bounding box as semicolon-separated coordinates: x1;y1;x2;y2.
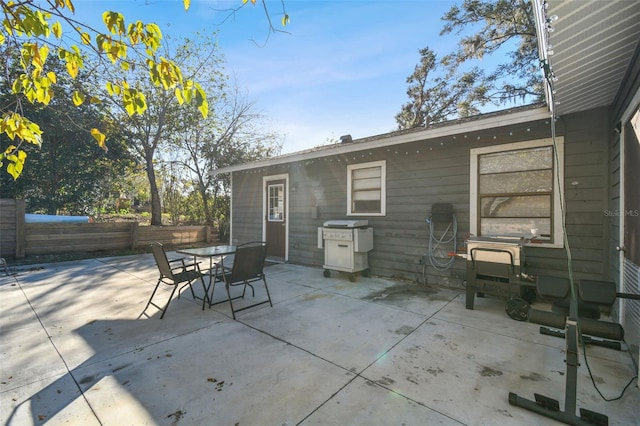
478;146;553;240
347;160;386;216
470;137;564;247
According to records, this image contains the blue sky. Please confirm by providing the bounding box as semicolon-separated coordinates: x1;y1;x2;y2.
73;1;480;153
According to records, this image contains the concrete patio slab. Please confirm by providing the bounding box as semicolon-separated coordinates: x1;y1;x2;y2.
363;316;567;425
238;290;428;373
40;307;228;370
1;254;638;425
303;376;461;425
0;283;41;331
0;324;69;390
72;321;356;425
2;373;101;425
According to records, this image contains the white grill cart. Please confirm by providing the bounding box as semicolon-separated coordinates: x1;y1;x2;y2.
317;220;373;281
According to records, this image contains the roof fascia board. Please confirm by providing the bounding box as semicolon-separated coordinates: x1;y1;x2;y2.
211;106;551;176
612;40;640;122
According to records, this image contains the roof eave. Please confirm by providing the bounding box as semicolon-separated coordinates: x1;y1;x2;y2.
211;106;551;176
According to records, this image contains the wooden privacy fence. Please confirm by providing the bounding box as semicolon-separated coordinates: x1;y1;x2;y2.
0;199;217;259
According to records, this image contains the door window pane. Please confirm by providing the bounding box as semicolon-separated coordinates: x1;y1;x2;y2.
268;184;284;221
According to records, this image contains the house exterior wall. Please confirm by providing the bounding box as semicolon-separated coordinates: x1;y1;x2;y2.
230;107;613;288
229;172;264;245
617;106;640;367
524;107;611;281
608;121;640;366
613;44;640;368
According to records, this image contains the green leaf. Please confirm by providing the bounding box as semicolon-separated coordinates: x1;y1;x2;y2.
103;11;125;35
194;83;208;118
72;90;85;106
124;100;135;116
5;149;26;180
91;128;107;151
52;21;62;38
198;98;209;119
175;87;184;104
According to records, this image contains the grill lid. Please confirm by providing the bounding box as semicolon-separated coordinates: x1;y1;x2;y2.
323;219;368;228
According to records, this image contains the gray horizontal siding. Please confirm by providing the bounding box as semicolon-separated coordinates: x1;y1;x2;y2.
525;108;610;282
230;173;263;245
231;107;613;288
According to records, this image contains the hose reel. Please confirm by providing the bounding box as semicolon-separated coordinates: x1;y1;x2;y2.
427;203;457;271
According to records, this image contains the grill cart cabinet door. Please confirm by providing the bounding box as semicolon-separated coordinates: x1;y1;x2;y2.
324;239;354;270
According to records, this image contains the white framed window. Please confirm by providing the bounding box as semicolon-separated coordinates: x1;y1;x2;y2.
470;137;564;247
347;160;386;216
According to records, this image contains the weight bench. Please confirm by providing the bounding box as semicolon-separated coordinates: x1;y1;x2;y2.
528;278;632;350
510;276;640;425
510;276;607;425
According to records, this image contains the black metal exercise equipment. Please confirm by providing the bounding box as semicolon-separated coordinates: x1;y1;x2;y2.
465;237;536;313
509;276;640;425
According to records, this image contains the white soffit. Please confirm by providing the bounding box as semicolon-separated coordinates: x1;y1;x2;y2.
548;0;640;116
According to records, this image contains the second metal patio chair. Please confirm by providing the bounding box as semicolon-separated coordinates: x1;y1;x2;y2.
221;241;273;319
141;242;210;319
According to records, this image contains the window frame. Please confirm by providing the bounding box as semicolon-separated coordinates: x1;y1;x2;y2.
267;183;285;222
470;137;564;248
347;160;386;216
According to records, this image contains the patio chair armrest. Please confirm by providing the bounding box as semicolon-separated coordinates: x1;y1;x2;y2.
169;258;186;270
186;261;202;271
169;257;187;266
170;258;202;272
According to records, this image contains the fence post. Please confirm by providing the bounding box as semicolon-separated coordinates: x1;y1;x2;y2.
15;199;25;258
130;222;139;250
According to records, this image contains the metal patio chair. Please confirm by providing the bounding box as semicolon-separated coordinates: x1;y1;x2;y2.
141;242;209;319
221;241;273;319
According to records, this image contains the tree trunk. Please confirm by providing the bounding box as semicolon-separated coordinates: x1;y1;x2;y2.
197;177;213;226
145;156;162;226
